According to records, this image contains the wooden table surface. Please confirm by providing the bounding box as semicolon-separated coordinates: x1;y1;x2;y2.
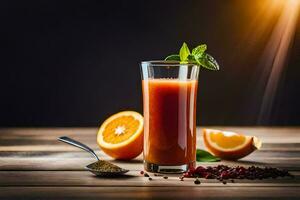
0;127;299;200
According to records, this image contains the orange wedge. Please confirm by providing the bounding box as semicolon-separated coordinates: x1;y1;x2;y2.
203;129;262;160
97;111;143;160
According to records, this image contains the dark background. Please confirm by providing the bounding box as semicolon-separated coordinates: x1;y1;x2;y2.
1;0;299;127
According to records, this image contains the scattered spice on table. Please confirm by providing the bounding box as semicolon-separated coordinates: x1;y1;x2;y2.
194;178;201;184
183;165;293;182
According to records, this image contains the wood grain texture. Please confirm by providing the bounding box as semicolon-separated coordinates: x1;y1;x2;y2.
0;127;299;200
0;187;299;200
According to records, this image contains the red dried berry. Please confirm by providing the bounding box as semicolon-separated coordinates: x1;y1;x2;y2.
195;166;206;174
181;165;292;182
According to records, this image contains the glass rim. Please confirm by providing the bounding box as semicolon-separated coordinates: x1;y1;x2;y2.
141;60;199;67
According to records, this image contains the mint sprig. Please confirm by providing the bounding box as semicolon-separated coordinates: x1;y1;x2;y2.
196;149;220;162
165;42;220;70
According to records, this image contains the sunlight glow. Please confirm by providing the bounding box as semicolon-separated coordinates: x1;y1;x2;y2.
257;0;300;123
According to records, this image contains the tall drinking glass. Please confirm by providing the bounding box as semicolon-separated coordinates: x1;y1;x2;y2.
141;61;200;173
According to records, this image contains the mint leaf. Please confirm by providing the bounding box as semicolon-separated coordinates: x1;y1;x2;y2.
198;53;220;71
164;42;220;71
179;42;190;61
165;54;180;61
192;44;207;58
196;149;220;162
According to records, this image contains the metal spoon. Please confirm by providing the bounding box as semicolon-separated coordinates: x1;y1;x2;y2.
58;136;129;177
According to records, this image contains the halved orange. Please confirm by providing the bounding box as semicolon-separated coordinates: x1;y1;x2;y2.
203;129;262;160
97;111;143;160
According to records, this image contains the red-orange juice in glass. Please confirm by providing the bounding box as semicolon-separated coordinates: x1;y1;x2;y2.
141;61;199;173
